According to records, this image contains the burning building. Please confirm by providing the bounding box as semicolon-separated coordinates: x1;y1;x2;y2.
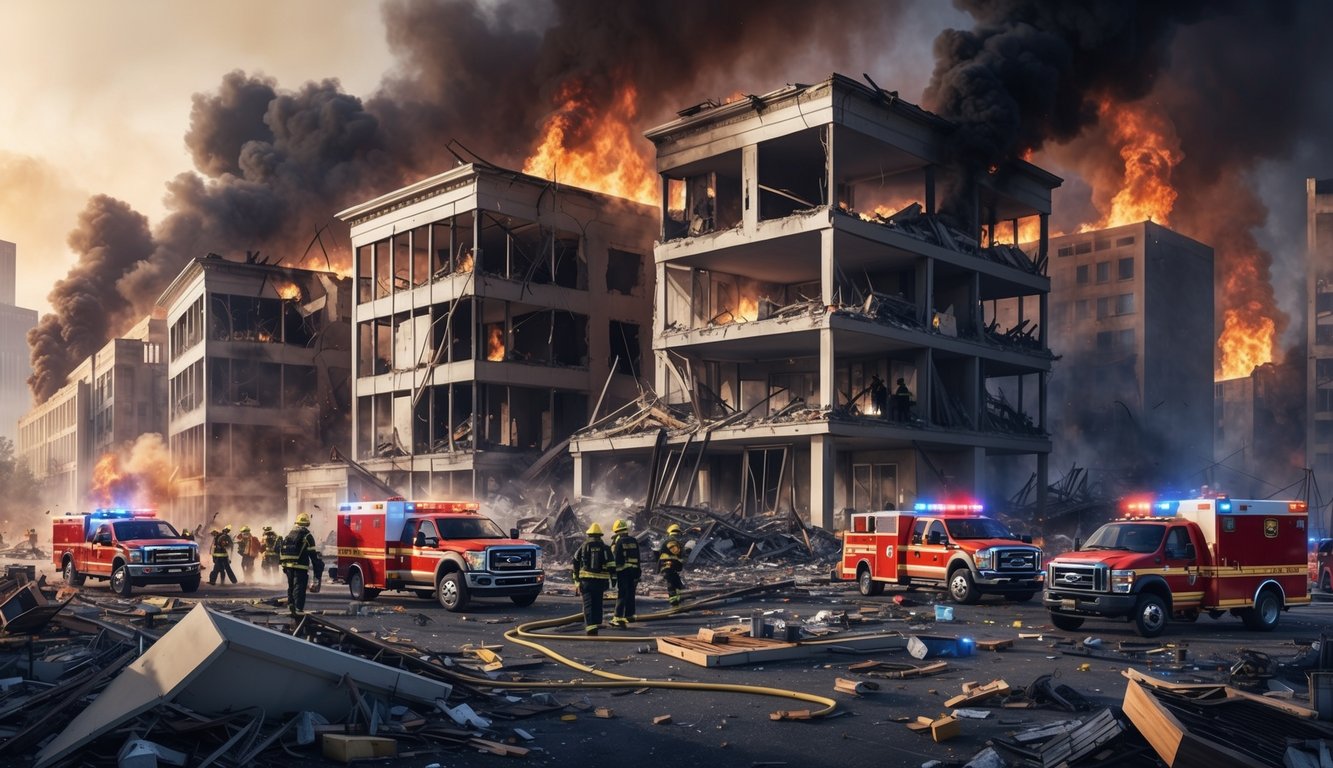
1044;222;1213;492
570;75;1060;529
157;257;351;533
17;314;166;513
333;163;654;501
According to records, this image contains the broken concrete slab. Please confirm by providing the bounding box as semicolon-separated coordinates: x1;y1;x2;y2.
35;603;453;768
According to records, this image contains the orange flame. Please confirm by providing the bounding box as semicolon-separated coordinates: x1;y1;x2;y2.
523;80;657;206
1217;249;1277;379
1089;99;1182;230
486;325;505;361
86;434;175;507
274;280;301;300
456;250;474;274
90;453;124;507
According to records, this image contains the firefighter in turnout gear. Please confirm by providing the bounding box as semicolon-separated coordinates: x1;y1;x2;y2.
658;523;686;607
572;523;613;635
609;519;641;627
209;525;238;585
235;526;258;578
260;525;280;574
280;513;318;616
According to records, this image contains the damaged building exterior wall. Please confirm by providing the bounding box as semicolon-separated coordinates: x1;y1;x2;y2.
17;315;166;513
1309;178;1333;483
336;164;655;502
571;74;1059;530
1044;222;1214;492
158;258;351;532
0;239;37;444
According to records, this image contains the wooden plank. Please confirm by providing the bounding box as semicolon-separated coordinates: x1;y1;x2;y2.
696;627;730;644
976;638;1013;652
944;679;1010;708
655;632;905;668
1121;680;1255;768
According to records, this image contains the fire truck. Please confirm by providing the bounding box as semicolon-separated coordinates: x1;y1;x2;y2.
333;499;543;611
53;509;200;597
840;502;1044;603
1043;497;1310;637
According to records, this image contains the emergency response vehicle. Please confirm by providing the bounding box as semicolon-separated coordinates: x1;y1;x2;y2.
840;502;1044;603
333;499;543;611
1044;497;1310;637
53;509;200;597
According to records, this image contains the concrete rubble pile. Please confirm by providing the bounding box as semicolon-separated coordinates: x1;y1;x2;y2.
0;578;573;766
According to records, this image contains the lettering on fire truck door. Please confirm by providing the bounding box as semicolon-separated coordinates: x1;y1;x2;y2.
410;520;441;583
1162;525;1202;609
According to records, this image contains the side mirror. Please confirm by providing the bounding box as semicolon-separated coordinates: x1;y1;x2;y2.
1184;543;1197;560
413;532;426;548
509;527;519;540
1021;534;1033;544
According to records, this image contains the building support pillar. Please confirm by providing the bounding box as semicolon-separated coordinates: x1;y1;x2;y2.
820;228;836;408
572;452;592;500
742;144;759;233
810;435;835;530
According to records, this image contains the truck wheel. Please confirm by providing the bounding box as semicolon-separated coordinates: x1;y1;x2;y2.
1322;571;1331;592
1134;593;1169;638
180;575;200;594
110;563;133;598
948;568;980;604
1051;614;1084;631
348;569;380;601
858;567;884;596
1242;589;1282;632
63;558;85;587
437;572;468;612
510;593;538;607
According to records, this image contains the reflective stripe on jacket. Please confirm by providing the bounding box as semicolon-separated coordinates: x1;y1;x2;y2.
658;535;683;571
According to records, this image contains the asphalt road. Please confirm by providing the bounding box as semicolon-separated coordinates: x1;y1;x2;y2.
36;561;1333;767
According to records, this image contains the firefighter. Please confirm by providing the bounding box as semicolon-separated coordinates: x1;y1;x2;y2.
235;526;257;578
209;525;238;585
571;522;613;635
280;513;318;616
180;528;194;541
609;519;641;627
26;528;39;557
260;525;280;574
657;523;686;608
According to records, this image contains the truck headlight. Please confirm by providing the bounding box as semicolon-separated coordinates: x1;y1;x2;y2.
974;549;994;570
531;549;541;570
128;550;143;563
1111;570;1136;593
463;551;486;571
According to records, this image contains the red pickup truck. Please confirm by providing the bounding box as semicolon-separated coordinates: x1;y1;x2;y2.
53;509;201;596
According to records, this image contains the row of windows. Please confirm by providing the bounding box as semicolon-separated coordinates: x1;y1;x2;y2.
1095;328;1136;353
1057;235;1136;257
170;296;205;361
1062;293;1136;322
1074;257;1135;285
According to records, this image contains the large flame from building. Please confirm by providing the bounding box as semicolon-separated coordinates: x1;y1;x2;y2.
87;434;175;507
523;80;657;206
486;325;505;361
1217;260;1278;380
274;280;302;300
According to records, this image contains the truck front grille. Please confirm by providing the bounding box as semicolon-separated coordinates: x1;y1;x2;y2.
994;548;1040;572
1049;563;1105;591
147;547;195;565
488;548;537;571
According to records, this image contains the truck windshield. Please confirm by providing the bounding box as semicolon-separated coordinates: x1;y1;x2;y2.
438;517;507;539
1082;523;1164;554
945;518;1015;540
112;520;181;540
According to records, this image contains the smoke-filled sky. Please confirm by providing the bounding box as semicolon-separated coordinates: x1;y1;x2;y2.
3;0;1332;401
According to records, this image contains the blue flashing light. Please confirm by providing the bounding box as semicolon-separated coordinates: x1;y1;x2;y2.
1151;501;1179;517
1218;501;1233;512
913;502;985;513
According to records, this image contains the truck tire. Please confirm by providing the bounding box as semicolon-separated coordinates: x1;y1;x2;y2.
180;575;200;594
1050;613;1084;631
63;558;85;587
438;571;468;612
510;593;538;607
1242;588;1282;632
348;569;380;602
111;562;133;598
948;568;980;604
858;566;884;596
1322;571;1331;593
1134;593;1169;638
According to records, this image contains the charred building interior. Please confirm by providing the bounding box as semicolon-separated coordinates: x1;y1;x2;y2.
570;74;1060;530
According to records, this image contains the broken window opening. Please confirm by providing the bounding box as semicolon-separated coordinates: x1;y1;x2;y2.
757;127;826;221
392;232;412;293
356;244;374;304
208;293;284;343
374;240;391;299
852;462;898;512
608;320;641;379
283;365;317;409
741;446;789;517
606;248;643;296
410;225;430;288
552;236;583;289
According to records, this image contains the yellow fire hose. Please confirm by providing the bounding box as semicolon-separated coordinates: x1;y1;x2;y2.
492;581;841;720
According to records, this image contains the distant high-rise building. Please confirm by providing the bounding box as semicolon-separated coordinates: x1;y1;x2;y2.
1045;222;1214;492
0;239;37;444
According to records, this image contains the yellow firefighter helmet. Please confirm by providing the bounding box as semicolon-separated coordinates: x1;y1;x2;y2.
240;526;250;533
296;513;311;526
666;523;682;535
586;522;603;536
612;519;628;534
262;525;272;532
222;525;231;533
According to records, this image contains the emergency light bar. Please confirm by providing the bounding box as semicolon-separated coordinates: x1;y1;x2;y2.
913;502;983;513
90;508;155;519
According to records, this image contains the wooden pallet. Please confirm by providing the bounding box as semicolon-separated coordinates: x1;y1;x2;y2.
656;632;906;668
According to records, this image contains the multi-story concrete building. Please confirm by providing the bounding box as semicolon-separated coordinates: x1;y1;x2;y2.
0;239;37;443
158;257;351;532
16;315;165;512
1309;178;1333;482
334;164;655;507
571;74;1060;529
1045;222;1214;491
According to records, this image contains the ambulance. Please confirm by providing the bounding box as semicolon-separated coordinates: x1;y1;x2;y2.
332;498;543;611
1043;496;1310;637
53;508;200;597
840;502;1044;603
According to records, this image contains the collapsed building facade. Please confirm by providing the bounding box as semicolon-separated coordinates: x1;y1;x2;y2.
157;258;351;532
570;74;1060;530
332;164;655;509
1044;222;1214;493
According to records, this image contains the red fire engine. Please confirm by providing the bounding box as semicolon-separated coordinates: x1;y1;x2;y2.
53;509;200;597
1044;496;1310;637
333;499;543;611
840;502;1044;603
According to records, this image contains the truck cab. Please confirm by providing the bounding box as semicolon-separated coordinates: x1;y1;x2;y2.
841;502;1043;603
